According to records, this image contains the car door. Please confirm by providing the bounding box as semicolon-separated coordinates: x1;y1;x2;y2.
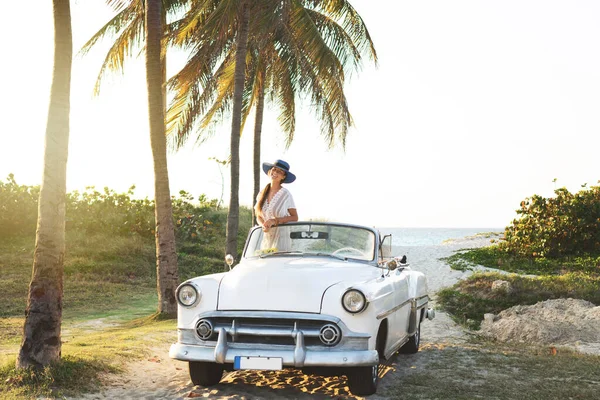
390;269;411;350
380;235;411;353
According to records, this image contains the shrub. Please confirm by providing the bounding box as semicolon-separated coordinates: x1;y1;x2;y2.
0;175;253;275
500;183;600;258
66;186;155;237
0;174;39;238
0;176;239;242
0;177;157;238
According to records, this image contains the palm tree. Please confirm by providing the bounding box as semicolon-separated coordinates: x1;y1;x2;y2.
80;0;184;316
17;0;72;368
225;0;250;257
144;0;179;316
167;0;376;248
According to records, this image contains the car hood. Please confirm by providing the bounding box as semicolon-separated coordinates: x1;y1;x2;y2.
217;257;376;313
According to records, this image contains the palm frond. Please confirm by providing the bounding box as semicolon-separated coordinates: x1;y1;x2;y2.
92;16;145;96
269;51;297;145
78;1;141;57
303;9;363;74
199;57;236;130
167;48;237;148
106;0;134;13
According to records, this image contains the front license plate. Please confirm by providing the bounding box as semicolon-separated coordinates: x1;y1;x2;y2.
234;356;283;371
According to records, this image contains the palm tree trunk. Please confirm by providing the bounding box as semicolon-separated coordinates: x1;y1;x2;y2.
225;0;250;260
252;67;266;226
17;0;72;369
145;0;179;316
161;8;168;117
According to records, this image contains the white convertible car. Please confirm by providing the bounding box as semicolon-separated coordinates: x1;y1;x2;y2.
169;222;434;395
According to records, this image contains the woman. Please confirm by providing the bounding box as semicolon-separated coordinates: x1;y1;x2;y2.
254;159;298;250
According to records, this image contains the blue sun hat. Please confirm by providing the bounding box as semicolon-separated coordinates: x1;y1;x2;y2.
262;159;296;183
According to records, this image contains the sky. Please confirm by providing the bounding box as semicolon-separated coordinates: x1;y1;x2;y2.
1;1;599;228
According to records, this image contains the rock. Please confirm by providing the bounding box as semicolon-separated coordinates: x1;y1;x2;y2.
491;280;513;294
484;313;496;324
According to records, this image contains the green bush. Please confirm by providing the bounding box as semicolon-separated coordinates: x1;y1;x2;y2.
500;183;600;258
66;186;155;237
0;175;251;247
0;174;39;238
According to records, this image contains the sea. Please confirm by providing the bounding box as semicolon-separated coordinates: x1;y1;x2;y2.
377;227;503;247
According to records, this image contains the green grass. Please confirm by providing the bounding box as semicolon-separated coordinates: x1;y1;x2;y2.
383;343;600;400
0;315;175;399
0;233;157;319
442;245;600;275
0;355;118;400
0;207;253;319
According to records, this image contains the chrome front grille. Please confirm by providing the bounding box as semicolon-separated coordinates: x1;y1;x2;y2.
194;316;342;347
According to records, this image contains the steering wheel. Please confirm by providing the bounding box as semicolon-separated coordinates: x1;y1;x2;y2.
332;247;367;258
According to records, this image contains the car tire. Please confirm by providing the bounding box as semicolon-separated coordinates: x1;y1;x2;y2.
347;364;378;396
189;361;224;387
400;317;421;354
346;326;383;396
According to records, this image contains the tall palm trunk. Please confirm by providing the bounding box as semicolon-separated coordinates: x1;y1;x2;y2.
252;67;266;226
145;0;179;316
17;0;72;369
225;0;250;259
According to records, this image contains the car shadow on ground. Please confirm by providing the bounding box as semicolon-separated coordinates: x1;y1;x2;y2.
183;353;404;399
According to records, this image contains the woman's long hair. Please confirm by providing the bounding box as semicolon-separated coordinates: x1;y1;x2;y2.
254;183;271;218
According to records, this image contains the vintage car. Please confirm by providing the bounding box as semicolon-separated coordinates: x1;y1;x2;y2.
169;221;434;395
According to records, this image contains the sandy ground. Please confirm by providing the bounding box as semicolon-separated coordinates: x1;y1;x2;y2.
71;235;503;400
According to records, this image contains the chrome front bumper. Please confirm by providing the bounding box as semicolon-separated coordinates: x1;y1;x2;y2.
169;327;378;368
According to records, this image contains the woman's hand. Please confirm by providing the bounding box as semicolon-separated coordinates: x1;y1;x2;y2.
262;218;278;231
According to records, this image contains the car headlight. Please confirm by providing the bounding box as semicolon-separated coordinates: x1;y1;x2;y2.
342;289;367;313
177;284;200;307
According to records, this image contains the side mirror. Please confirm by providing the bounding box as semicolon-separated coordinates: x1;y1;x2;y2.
225;254;235;270
380;234;393;260
386;259;398;271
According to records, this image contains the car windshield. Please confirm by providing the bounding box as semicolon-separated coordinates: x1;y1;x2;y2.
243;223;376;262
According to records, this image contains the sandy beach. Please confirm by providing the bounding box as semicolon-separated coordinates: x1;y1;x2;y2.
72;236;495;400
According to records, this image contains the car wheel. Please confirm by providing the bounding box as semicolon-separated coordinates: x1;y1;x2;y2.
400;317;421;354
347;364;378;396
346;326;383;396
189;361;224;387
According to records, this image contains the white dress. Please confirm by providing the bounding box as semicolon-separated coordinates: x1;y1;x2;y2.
259;187;296;251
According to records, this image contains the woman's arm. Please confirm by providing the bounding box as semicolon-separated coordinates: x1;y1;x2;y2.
277;208;298;225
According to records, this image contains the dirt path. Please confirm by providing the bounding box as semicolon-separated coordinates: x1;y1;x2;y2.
71;236;504;399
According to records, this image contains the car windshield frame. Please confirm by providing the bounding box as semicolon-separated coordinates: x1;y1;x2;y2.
242;222;380;263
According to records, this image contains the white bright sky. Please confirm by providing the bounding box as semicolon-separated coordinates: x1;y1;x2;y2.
1;1;599;228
